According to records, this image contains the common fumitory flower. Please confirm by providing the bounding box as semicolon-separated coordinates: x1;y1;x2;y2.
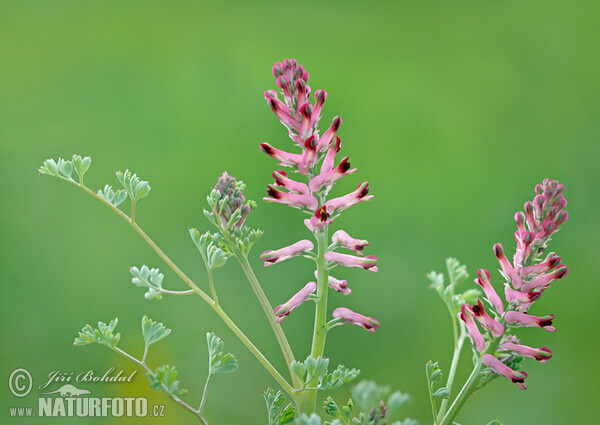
260;143;302;167
494;243;523;289
324;251;378;272
264;185;318;210
274;281;317;323
504;311;556;332
263;59;378;336
474;269;504;315
458;179;568;389
458;304;485;352
323;182;374;215
482;354;528;390
520;265;568;292
499;342;552;363
260;240;314;266
212;171;252;228
309;157;356;192
328;275;351;295
272;170;310;195
467;300;504;337
331;230;369;254
332;307;380;333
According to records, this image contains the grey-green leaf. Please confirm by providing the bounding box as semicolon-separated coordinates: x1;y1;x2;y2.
130;265;164;300
74;318;120;348
207;332;238;375
146;365;186;397
141;315;171;348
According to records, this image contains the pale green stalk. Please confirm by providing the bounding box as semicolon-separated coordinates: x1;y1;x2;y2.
64;179;294;398
112;346;208;424
298;228;329;413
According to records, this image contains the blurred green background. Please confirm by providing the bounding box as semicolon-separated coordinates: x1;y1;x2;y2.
1;1;598;424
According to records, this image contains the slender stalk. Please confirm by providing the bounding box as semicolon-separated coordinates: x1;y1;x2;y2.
233;249;300;389
207;270;219;305
439;359;482;425
436;318;466;421
427;365;438;425
68;180;295;398
112;346;208;424
298;228;329;413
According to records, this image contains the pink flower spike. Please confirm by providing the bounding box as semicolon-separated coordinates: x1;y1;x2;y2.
321;137;341;174
494;243;523;289
505;311;556;332
272;170;310;195
265;185;318;210
332;307;380;333
324;251;378;272
324;182;374;214
309;156;357;192
500;342;552;364
260;240;315;266
458;304;486;352
260;143;302;167
274;281;317;322
331;230;370;254
482;354;528;389
520;265;568;292
316;116;342;152
474;269;504;315
468;300;505;337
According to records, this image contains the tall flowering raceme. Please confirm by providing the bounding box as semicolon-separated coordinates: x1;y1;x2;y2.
260;59;380;412
430;179;569;425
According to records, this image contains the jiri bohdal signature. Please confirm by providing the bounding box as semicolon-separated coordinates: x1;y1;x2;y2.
38;367;137;390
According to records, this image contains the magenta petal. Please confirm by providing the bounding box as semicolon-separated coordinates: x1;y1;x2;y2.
482;354;528;389
332;307;380;332
274;281;317;322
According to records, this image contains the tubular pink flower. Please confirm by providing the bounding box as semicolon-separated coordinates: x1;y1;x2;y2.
323;182;374;214
458;304;485;352
331;230;369;255
474;269;504;315
521;252;560;276
324;251;378;272
272;170;310;195
468;300;505;337
260;143;302;167
260;239;314;266
500;342;552;363
265;94;300;130
264;185;318;210
321;137;341;174
515;211;527;233
513;231;534;267
274;281;317;323
505;311;556;332
309;156;357;192
494;243;524;289
304;206;332;232
315;116;342;152
311;89;327;127
332;307;380;333
328;275;351;295
482;354;528;390
520;265;568;292
298;136;319;175
504;285;542;312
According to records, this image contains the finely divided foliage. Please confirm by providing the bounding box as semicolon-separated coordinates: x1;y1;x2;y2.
39;59;570;425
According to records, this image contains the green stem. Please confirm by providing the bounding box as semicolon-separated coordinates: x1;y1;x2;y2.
298;228;329;414
439;359;482;425
427;366;438;425
207;270;219;306
234;250;301;389
112;346;208;424
436;318;466;422
70;181;294;398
